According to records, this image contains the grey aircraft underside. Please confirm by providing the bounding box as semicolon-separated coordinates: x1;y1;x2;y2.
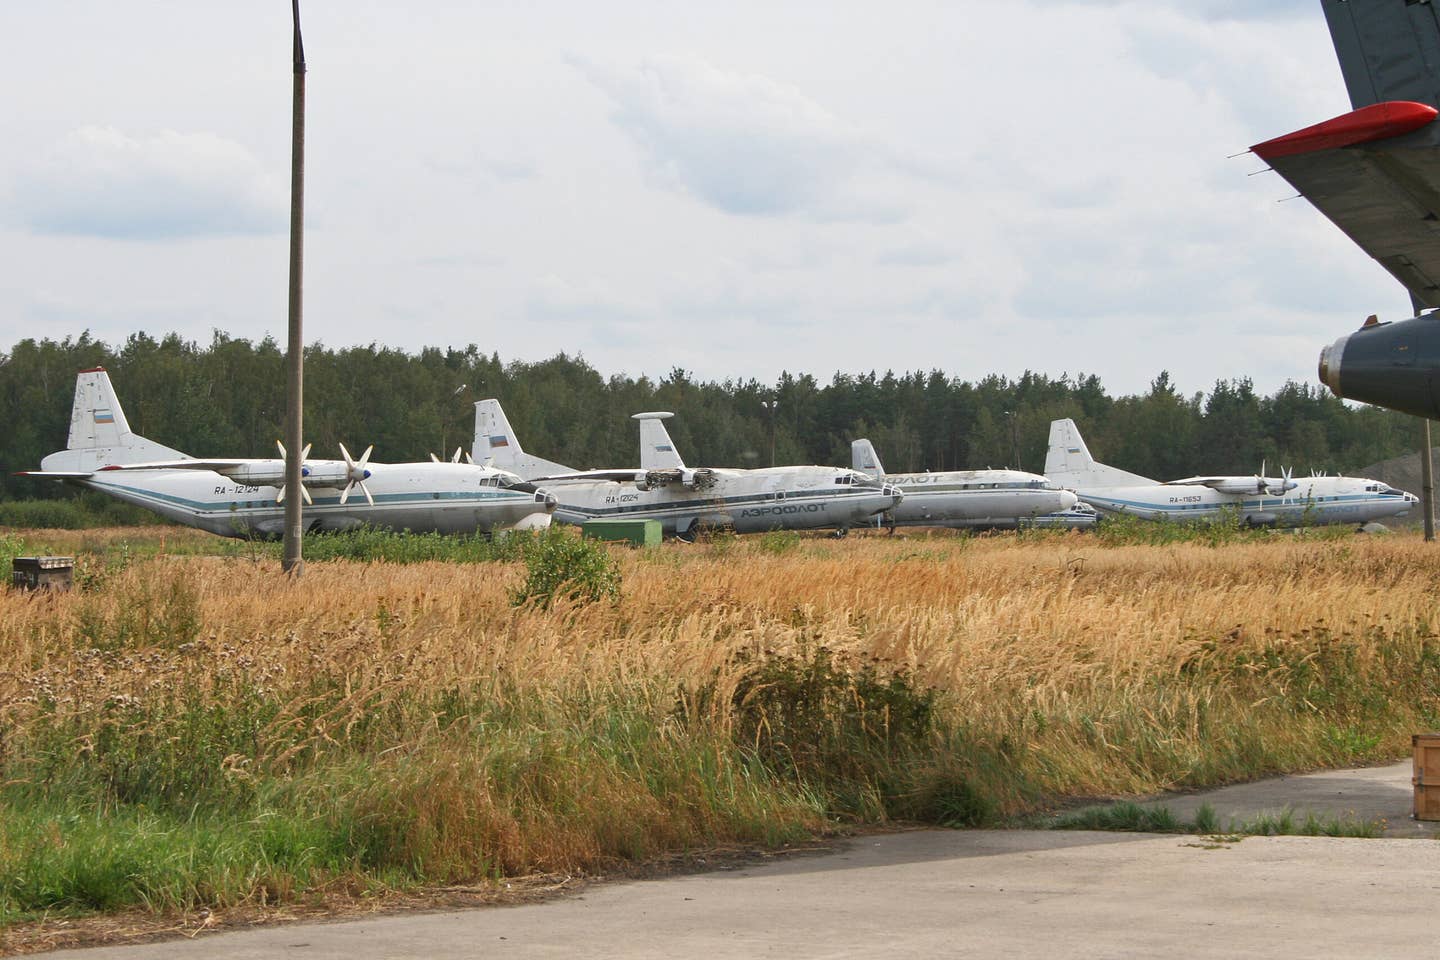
22;369;556;538
473;400;902;538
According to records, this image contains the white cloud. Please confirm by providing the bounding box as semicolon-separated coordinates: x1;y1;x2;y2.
570;53;912;222
8;126;284;240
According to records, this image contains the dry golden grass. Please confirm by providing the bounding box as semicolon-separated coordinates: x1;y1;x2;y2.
0;531;1427;689
3;531;1436;777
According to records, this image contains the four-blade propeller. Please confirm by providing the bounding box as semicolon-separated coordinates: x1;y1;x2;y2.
338;442;375;506
274;440;313;505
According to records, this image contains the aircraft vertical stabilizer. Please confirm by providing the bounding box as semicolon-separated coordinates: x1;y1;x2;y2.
1323;0;1440;111
1044;419;1154;488
473;399;574;479
634;412;686;470
40;369;188;472
852;439;886;477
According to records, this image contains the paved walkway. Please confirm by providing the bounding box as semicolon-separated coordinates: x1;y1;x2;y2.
1136;759;1437;837
42;761;1440;959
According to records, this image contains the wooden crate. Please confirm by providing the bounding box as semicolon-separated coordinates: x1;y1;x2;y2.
11;556;74;592
1414;734;1440;821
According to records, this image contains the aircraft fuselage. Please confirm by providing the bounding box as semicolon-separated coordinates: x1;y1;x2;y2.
73;461;554;538
542;466;901;536
1076;477;1416;526
876;469;1078;529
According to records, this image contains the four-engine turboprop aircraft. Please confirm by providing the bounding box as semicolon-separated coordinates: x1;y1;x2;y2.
20;369;556;538
850;439;1078;530
1044;418;1417;527
473;400;903;538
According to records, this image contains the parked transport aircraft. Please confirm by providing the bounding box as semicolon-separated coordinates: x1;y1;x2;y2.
21;369;556;538
474;400;903;538
849;439;1079;530
1044;418;1417;527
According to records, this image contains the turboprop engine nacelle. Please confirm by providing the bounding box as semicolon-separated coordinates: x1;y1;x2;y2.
221;460;352;488
1207;478;1267;496
634;467;718;491
1319;312;1440;419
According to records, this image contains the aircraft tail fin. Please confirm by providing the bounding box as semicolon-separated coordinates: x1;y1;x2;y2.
39;368;188;472
851;439;886;477
1045;418;1154;488
473;399;574;479
634;412;685;470
1324;0;1440;110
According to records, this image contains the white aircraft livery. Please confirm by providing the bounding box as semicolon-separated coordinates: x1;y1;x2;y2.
1044;418;1417;527
850;439;1079;529
21;369;556;538
475;400;903;538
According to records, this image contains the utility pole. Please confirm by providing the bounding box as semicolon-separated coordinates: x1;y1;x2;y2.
1004;409;1020;470
441;383;468;458
281;0;307;576
762;398;779;467
1424;420;1435;541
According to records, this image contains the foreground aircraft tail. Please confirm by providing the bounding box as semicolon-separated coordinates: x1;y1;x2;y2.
1044;419;1154;489
634;412;686;470
1324;0;1440;110
851;439;886;477
38;369;188;473
473;399;574;479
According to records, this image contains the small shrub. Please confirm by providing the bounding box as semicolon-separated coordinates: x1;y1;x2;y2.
510;527;621;609
758;530;802;556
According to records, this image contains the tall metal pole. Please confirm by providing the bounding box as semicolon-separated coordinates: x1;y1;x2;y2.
281;0;307;575
762;399;778;467
1424;419;1435;542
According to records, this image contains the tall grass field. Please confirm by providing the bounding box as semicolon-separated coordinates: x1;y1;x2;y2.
2;525;1437;930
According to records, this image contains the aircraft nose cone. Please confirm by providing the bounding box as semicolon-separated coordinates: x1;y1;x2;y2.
1059;489;1078;510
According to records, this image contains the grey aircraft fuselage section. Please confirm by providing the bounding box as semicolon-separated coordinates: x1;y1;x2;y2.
540;465;901;535
876;468;1078;529
73;461;555;539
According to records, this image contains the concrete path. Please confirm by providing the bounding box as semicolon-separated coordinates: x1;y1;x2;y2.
42;762;1440;959
1137;760;1437;837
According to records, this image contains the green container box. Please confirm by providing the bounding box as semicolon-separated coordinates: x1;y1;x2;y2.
582;518;663;547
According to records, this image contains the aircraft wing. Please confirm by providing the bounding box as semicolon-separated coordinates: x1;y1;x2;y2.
1163;477;1231;488
1250;2;1440;309
16;470;96;480
1251;101;1440;309
88;459;255;472
526;469;642;483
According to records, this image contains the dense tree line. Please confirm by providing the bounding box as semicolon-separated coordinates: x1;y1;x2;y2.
0;332;1425;502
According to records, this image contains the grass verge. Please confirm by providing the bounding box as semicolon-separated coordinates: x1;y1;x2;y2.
1050;801;1383;838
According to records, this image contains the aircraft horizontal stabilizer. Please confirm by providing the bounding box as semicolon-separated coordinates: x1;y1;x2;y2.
16;470;94;480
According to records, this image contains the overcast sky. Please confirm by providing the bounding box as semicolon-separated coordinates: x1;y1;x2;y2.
0;0;1405;396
